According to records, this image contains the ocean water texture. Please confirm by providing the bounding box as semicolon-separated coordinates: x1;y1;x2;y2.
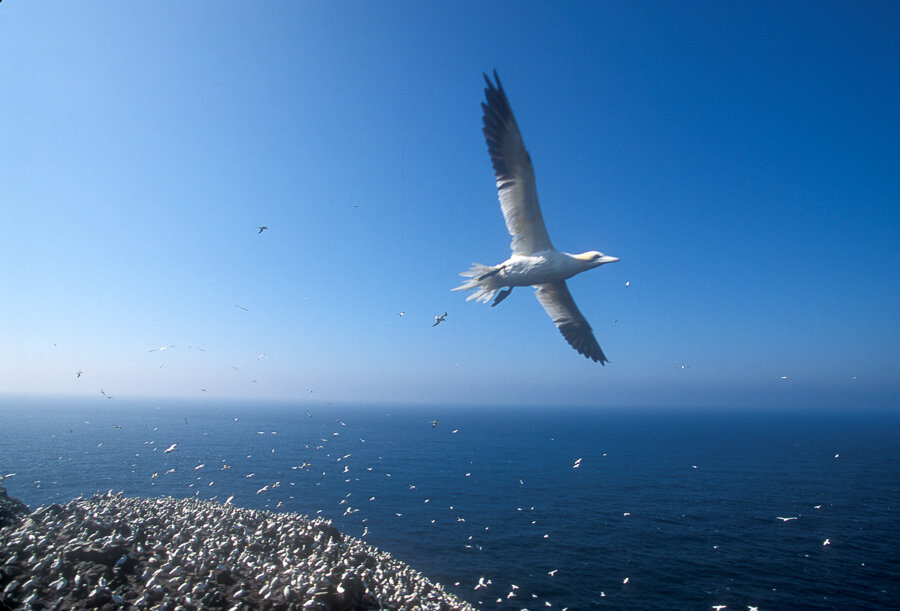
1;399;898;610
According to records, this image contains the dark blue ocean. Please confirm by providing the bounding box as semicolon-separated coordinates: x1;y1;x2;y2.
1;398;898;610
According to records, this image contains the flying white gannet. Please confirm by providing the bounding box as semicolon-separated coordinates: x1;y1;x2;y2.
454;71;619;363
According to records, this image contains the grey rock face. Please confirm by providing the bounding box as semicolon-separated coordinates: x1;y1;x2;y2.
0;487;28;528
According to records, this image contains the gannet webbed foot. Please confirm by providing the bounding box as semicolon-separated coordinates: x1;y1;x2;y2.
491;287;513;307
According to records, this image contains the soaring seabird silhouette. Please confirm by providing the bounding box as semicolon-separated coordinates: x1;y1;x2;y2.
454;71;619;363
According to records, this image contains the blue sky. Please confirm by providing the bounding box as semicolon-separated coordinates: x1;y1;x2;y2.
1;1;897;409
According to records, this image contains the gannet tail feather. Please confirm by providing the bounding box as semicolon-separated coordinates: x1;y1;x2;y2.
453;263;502;303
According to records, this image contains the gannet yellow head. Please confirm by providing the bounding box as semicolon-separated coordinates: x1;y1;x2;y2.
574;251;619;267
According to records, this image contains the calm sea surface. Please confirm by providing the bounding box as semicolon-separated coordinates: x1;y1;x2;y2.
1;398;898;610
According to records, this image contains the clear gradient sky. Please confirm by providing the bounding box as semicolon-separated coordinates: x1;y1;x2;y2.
2;2;898;409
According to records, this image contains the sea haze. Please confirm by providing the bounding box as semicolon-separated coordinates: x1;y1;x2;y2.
1;399;898;610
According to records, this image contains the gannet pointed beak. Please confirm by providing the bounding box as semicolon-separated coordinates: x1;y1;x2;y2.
599;255;619;265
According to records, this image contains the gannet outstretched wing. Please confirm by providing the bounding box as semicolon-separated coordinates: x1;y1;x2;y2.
482;71;553;256
535;282;608;364
459;71;617;364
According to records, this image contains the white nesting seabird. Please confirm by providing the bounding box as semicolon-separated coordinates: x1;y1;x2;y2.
454;71;619;363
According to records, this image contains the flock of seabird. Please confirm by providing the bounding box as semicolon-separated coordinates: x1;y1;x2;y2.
3;400;844;610
0;490;475;610
35;411;599;609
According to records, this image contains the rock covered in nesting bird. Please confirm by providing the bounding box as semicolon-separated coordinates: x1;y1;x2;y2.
0;489;475;610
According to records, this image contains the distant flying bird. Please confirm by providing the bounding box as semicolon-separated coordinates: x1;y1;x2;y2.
99;389;113;399
149;345;175;352
433;312;447;327
258;226;268;233
776;516;798;522
396;311;405;317
430;419;440;428
453;72;618;363
164;443;178;454
235;305;249;311
75;370;83;378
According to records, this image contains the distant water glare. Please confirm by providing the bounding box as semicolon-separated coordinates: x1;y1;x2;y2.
1;400;899;610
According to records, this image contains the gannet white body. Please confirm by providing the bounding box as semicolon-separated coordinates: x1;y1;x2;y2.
454;71;618;364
